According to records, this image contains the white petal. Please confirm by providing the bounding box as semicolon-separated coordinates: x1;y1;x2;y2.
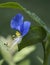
10;36;22;49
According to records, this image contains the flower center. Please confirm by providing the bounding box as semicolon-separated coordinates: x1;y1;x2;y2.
15;31;21;37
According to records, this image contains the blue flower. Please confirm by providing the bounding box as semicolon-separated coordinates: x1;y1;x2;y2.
10;13;31;37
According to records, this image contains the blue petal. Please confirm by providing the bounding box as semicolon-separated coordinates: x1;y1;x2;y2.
10;13;24;30
22;21;31;36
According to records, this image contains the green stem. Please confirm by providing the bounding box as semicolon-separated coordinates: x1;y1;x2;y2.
42;42;48;65
43;51;48;65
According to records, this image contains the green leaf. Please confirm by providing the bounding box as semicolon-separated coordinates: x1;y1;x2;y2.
18;26;47;50
0;2;24;10
0;41;15;65
13;45;36;63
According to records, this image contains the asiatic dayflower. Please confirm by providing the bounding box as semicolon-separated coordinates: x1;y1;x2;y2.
10;13;31;48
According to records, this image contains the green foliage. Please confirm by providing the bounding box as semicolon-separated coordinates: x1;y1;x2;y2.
0;2;50;65
0;2;23;9
19;26;46;50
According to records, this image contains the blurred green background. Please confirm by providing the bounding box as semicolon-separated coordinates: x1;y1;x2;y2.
0;0;50;65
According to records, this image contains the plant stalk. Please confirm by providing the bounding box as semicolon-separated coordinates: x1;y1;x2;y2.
43;51;48;65
42;42;48;65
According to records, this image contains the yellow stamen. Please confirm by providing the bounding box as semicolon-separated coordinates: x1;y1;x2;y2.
15;31;21;37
